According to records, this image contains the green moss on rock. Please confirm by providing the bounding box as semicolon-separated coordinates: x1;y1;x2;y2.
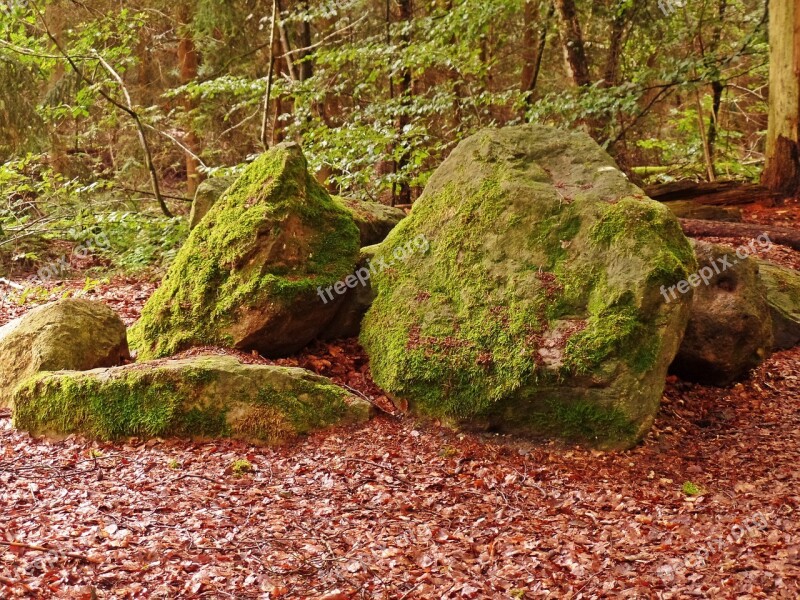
130;143;361;359
12;356;372;445
360;125;696;450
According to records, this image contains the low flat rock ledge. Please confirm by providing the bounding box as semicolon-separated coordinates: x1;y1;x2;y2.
12;355;373;445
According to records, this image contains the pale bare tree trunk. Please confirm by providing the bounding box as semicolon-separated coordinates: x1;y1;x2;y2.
177;5;202;197
762;0;800;196
395;0;413;206
260;0;279;150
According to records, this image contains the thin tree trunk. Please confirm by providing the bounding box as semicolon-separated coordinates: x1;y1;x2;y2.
394;0;413;206
260;0;279;150
521;0;554;104
178;5;202;197
706;0;728;173
297;0;313;82
602;3;628;87
276;0;298;82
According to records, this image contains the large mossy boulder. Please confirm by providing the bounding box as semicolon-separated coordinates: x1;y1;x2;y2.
360;124;697;450
12;356;372;445
757;260;800;350
130;143;361;359
0;299;129;409
670;242;772;386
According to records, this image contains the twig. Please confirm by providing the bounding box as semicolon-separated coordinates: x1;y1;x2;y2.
339;384;397;417
0;574;32;592
0;540;93;563
398;582;423;599
143;124;208;170
90;51;172;218
171;473;220;485
115;186;193;203
0;278;24;290
280;15;367;58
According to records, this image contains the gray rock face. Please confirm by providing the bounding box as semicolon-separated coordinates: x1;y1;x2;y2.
671;241;773;386
333;197;407;246
319;247;378;340
360;124;697;450
189;176;236;230
757;260;800;350
13;355;372;445
0;299;130;408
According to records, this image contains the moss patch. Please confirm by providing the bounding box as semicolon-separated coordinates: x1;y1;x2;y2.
528;399;638;445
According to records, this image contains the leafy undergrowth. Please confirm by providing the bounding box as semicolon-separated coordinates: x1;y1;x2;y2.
0;222;798;597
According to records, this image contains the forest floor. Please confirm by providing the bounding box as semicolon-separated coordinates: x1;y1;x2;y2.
1;201;799;598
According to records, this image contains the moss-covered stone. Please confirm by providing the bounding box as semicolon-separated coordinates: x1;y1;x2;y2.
12;355;372;445
360;124;696;450
0;299;129;409
757;260;800;350
129;143;361;359
333;197;407;246
670;241;772;386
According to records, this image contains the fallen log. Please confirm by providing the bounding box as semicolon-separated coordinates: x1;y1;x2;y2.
646;181;783;206
679;218;800;251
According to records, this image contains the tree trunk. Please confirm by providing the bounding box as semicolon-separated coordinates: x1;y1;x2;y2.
706;0;728;170
297;0;314;82
602;3;627;88
394;0;413;206
646;181;783;206
177;6;202;197
520;0;553;104
553;0;590;87
762;0;800;196
679;218;800;251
